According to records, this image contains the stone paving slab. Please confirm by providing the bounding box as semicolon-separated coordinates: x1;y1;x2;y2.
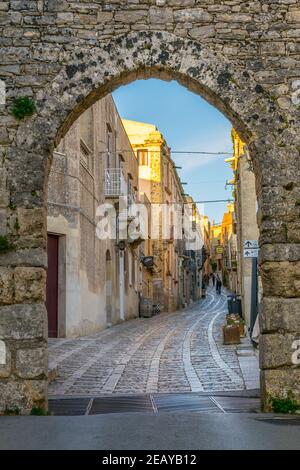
49;288;259;397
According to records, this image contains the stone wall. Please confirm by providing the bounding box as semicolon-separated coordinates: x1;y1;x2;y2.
0;1;299;412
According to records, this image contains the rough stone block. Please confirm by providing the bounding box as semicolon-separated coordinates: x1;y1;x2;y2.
17;207;46;238
14;267;46;303
259;333;298;369
0;168;9;208
261;261;300;297
0;247;47;268
16;347;47;379
286;10;300;23
0;208;8;234
260;243;300;263
0;379;47;414
149;7;173;24
0;343;11;378
115;10;147;23
0;267;14;305
189;25;215;39
174;8;212;23
261;369;300;411
0;303;47;340
260;297;300;333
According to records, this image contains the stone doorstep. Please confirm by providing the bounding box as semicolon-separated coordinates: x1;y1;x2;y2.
48;362;59;383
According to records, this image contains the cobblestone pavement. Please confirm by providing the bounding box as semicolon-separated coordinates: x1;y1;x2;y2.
49;287;259;397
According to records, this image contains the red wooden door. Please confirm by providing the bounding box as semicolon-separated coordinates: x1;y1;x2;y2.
46;234;59;338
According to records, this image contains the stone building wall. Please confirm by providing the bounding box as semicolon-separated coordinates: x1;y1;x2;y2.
0;1;299;412
47;94;139;338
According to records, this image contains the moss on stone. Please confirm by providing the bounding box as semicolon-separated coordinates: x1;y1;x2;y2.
0;235;14;253
11;96;36;120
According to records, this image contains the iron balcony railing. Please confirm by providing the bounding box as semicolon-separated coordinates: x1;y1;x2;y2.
104;168;126;197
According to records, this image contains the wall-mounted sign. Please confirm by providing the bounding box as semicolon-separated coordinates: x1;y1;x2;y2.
244;248;259;258
244;240;259;249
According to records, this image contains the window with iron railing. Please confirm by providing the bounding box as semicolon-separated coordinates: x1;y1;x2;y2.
104;168;126;197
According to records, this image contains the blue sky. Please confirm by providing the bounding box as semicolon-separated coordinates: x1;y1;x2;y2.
112;79;233;223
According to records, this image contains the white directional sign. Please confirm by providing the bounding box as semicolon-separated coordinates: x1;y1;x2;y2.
244;240;259;249
244;248;259;258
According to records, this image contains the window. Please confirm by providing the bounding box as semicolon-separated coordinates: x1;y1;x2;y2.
79;107;94;171
106;123;113;169
137;149;149;166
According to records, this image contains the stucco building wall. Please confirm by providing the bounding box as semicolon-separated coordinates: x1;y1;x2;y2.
47;94;139;337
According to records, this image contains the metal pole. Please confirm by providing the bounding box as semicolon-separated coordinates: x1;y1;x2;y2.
119;251;125;321
250;257;258;333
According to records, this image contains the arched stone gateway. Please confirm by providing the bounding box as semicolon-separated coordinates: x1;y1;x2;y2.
0;26;299;413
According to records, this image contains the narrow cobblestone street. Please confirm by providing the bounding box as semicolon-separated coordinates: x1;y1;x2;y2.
49;287;259;397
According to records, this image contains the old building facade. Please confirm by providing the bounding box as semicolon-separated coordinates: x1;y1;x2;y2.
123;119;187;313
0;2;299;412
226;129;260;329
47;95;140;337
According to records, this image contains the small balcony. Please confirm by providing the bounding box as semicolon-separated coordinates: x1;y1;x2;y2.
104;168;126;198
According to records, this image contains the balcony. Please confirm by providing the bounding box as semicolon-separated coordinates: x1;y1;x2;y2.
104;168;126;198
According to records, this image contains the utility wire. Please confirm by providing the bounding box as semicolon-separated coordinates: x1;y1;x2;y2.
97;149;231;156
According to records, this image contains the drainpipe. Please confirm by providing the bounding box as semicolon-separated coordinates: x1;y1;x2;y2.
119;250;125;321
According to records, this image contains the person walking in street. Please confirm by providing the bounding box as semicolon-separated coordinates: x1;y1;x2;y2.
211;272;215;287
216;274;222;295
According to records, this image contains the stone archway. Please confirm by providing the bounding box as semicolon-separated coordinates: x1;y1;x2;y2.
0;30;299;413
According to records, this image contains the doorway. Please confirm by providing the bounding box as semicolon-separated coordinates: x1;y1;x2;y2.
46;234;59;338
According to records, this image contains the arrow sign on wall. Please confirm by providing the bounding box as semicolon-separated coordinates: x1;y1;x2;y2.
244;240;259;249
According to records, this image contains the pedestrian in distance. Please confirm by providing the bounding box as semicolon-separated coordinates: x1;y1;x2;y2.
216;274;222;295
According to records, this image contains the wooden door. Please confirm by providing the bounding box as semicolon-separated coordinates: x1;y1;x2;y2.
46;234;59;338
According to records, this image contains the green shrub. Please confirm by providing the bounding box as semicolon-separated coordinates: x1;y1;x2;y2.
11;96;36;119
30;407;51;416
4;407;21;416
270;392;300;414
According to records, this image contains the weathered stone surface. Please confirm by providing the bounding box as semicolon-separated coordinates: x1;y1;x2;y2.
0;168;9;208
0;345;11;378
0;267;13;305
0;247;47;268
14;267;46;303
261;369;300;411
16;347;47;379
0;303;47;340
260;297;300;333
286;10;300;23
260;243;300;263
0;379;47;414
17;207;46;237
260;333;298;369
261;261;300;298
174;8;212;23
189;25;215;39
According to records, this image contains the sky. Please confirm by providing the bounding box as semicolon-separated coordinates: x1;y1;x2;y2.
112;79;233;223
